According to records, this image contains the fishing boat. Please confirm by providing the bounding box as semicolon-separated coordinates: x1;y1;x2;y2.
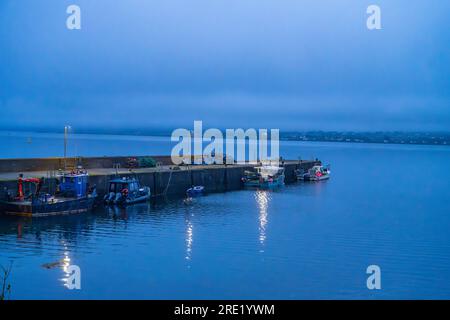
0;169;97;217
296;165;331;181
104;177;151;206
186;185;205;197
242;165;285;189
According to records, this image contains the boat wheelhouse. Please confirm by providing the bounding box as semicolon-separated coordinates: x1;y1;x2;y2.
242;165;285;189
104;177;151;206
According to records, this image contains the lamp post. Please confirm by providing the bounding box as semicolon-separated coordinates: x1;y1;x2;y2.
64;125;71;170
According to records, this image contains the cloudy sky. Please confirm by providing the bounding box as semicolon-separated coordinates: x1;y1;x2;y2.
0;0;449;132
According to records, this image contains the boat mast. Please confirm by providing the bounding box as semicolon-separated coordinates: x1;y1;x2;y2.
64;125;71;171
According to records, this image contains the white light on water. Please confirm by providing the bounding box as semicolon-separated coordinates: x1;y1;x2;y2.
185;217;194;261
255;191;270;247
60;248;72;287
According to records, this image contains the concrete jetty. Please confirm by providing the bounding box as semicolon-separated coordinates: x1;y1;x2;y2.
0;156;321;198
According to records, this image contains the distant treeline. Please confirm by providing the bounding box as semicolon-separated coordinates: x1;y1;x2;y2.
1;127;449;146
281;131;450;146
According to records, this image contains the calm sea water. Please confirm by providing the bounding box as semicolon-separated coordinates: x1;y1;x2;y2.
0;131;450;299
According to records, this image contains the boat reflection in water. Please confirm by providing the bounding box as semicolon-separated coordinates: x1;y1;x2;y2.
105;201;153;221
254;190;271;251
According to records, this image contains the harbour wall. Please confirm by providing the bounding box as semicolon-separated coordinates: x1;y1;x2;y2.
0;156;174;173
0;156;321;198
71;161;319;197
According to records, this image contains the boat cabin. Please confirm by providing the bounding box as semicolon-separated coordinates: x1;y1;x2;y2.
309;165;328;175
58;172;89;198
108;178;141;194
256;166;285;178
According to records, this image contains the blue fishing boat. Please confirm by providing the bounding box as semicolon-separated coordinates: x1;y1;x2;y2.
242;165;285;189
104;177;151;206
0;169;97;217
186;185;205;197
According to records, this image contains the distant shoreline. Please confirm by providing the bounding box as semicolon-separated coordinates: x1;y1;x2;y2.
281;131;450;147
0;128;449;147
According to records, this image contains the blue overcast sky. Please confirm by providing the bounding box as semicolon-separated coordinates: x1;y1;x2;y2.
0;0;449;132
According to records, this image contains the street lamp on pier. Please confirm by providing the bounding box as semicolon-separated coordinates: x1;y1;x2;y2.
64;125;71;170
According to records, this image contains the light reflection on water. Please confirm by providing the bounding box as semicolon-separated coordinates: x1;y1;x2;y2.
61;250;71;288
255;191;270;249
185;214;194;262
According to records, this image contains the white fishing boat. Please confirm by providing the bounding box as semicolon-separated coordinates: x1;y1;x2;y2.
296;165;331;181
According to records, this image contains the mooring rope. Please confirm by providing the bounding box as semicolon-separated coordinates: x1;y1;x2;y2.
151;165;174;197
163;168;173;196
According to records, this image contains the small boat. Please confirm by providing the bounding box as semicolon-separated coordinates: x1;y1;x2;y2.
104;177;151;206
242;165;285;189
0;169;97;217
186;186;205;197
296;165;331;181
